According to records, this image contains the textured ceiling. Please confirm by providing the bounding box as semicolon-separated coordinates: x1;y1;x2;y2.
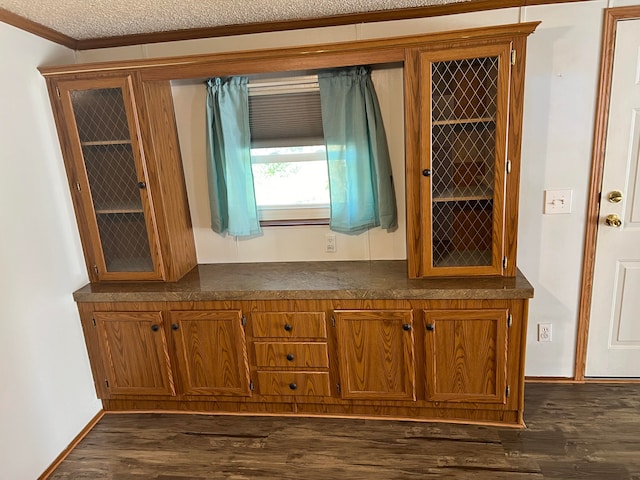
0;0;469;40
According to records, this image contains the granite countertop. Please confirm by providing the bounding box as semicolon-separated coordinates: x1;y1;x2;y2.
73;261;534;302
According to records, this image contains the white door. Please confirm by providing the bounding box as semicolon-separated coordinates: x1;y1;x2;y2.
586;19;640;377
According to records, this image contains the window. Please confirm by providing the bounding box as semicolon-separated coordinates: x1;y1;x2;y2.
248;75;329;224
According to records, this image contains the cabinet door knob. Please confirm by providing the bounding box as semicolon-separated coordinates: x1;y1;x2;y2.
426;323;435;331
137;181;146;189
151;324;159;332
402;323;412;331
422;169;431;177
286;353;295;361
171;323;179;331
289;383;297;391
283;323;293;332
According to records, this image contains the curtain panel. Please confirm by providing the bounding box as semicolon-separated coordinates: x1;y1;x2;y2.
318;67;397;234
205;77;261;237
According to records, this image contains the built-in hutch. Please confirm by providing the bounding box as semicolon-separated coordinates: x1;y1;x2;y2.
41;21;537;427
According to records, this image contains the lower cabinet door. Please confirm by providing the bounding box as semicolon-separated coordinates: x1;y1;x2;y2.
334;310;416;401
423;309;508;403
94;311;176;396
170;310;251;396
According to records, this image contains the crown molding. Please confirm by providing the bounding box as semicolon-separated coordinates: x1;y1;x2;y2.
2;0;587;51
0;7;76;48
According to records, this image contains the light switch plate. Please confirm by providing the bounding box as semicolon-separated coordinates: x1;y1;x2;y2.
544;189;572;214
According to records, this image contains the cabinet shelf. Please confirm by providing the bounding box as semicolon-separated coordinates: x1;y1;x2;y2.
96;208;145;215
432;185;493;203
432;117;495;126
81;140;132;146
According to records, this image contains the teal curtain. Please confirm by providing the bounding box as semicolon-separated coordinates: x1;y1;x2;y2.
205;77;261;237
318;67;397;234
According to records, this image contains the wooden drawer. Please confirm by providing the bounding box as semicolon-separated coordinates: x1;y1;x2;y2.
254;342;329;368
256;371;331;396
251;312;327;338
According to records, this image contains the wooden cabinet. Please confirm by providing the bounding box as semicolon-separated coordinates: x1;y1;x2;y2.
423;309;508;403
88;309;251;398
93;311;176;397
406;37;529;278
169;310;251;396
334;310;416;401
46;74;196;282
44;23;536;426
76;277;531;426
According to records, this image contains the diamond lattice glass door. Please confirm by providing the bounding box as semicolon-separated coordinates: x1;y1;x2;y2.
421;45;510;276
59;77;161;280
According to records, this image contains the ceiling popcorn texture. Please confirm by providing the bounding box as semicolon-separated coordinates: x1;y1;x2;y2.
0;0;469;39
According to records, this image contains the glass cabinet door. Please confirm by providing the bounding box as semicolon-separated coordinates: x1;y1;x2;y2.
420;45;511;276
58;77;162;280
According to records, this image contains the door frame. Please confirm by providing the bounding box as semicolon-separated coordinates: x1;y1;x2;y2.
575;5;640;382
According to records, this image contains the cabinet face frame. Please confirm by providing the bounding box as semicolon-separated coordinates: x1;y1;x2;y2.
423;308;508;403
414;43;512;277
54;75;165;281
93;311;176;396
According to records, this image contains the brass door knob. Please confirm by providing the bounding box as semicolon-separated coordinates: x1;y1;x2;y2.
607;190;623;203
605;214;622;228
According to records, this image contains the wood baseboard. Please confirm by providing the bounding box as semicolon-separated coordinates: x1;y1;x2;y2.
38;409;105;480
525;376;580;383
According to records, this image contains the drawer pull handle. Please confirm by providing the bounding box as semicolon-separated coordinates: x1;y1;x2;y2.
171;323;179;331
426;323;435;331
402;323;412;331
286;353;295;361
151;324;159;332
289;383;297;391
283;323;293;332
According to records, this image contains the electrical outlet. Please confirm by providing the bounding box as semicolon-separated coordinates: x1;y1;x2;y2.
538;323;552;342
325;233;336;253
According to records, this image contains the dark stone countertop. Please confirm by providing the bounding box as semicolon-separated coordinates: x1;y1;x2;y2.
73;261;534;303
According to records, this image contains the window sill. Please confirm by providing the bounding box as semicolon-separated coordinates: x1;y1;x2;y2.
259;218;329;227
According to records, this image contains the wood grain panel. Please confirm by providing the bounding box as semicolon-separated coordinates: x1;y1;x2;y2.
256;371;331;396
405;48;423;278
94;311;176;396
503;35;528;277
139;79;197;281
39;23;539;80
334;310;416;401
253;342;329;368
424;309;508;403
251;312;327;338
169;310;251;396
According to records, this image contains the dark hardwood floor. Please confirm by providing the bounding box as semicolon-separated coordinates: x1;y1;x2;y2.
49;383;640;479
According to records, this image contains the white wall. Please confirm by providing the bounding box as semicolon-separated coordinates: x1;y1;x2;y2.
0;23;102;479
70;2;640;376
